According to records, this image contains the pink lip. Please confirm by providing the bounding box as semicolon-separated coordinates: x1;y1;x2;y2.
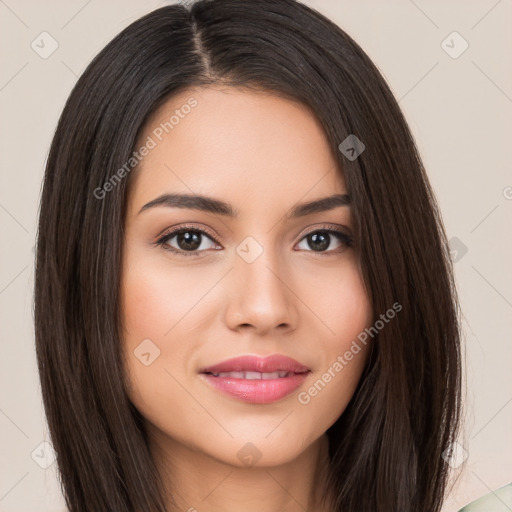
199;354;310;374
199;354;311;404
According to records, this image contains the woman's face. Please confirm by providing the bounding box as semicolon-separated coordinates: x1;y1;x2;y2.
121;86;373;468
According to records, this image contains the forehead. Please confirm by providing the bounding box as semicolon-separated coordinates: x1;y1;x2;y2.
128;86;346;213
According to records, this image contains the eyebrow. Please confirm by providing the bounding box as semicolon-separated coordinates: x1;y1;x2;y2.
138;192;351;218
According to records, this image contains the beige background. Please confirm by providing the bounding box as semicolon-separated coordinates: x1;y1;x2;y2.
0;1;511;511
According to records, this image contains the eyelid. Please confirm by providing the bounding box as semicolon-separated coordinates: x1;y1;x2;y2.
155;222;352;242
299;222;352;239
154;223;220;244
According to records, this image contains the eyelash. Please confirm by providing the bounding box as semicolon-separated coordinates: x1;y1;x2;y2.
154;223;353;257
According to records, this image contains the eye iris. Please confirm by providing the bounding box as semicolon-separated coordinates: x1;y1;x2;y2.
308;232;329;251
177;231;201;250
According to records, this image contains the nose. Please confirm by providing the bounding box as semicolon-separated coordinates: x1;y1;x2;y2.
224;245;299;336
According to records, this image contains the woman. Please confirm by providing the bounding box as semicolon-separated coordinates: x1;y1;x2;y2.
34;0;462;510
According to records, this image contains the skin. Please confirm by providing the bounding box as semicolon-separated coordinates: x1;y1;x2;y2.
120;86;374;512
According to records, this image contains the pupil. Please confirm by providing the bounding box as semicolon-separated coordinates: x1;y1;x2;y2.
178;231;201;250
309;232;329;251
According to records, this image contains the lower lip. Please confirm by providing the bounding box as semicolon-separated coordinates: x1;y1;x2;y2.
200;373;310;404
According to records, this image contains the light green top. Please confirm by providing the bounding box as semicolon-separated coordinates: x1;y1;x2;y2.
457;482;512;511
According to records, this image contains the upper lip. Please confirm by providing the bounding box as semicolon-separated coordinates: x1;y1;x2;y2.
199;354;310;374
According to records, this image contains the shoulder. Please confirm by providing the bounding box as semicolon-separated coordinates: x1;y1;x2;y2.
457;482;512;511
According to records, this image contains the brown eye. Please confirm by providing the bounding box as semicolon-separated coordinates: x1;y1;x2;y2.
306;232;330;251
296;228;353;254
156;227;220;256
174;231;202;251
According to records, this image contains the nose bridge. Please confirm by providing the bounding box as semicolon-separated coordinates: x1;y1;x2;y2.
235;234;286;298
226;233;297;331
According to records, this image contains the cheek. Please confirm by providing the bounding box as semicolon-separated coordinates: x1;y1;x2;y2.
122;282;167;346
121;259;182;339
120;254;194;409
306;257;373;352
121;252;217;347
294;260;373;424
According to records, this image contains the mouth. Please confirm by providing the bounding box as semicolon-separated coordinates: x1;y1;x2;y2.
203;370;306;379
198;354;311;404
199;354;310;375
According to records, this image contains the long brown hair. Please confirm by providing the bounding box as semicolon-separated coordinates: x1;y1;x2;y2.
34;1;462;510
